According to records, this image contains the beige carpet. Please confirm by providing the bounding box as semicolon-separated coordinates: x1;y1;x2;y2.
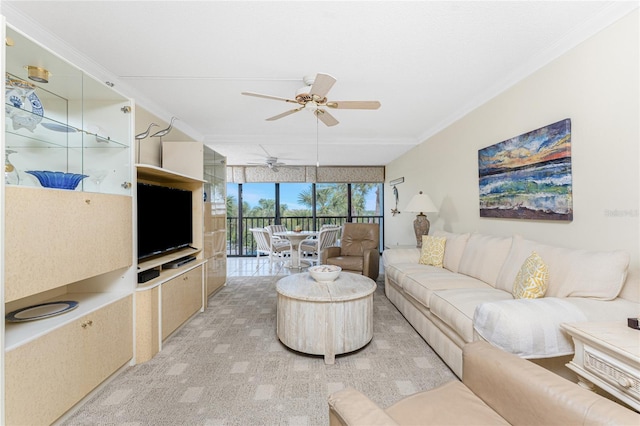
62;275;456;425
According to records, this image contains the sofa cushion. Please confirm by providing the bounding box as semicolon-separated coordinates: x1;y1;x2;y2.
432;230;470;273
496;235;629;300
382;248;420;267
384;262;429;290
457;234;513;287
430;288;513;343
512;251;549;299
402;271;491;309
473;298;588;358
419;235;446;267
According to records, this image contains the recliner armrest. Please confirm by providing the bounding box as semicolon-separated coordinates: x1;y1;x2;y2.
363;248;380;280
328;387;399;426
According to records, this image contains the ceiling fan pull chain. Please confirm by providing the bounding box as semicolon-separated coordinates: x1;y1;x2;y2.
316;114;320;168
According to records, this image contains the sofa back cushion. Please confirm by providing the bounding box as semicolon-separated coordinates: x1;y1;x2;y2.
457;234;513;287
496;235;629;300
432;231;470;273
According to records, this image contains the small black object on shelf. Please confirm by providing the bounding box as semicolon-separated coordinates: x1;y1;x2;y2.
138;268;160;284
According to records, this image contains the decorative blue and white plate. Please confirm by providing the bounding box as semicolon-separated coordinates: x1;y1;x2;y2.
6;301;79;322
5;74;44;132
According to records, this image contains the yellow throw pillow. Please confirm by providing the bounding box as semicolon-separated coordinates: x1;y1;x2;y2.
419;235;446;267
513;251;549;299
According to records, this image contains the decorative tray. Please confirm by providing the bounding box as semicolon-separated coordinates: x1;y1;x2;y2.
6;301;79;322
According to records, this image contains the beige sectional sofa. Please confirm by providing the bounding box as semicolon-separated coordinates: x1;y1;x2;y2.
382;231;640;378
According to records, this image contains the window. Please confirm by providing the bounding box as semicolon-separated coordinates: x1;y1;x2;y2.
227;182;384;256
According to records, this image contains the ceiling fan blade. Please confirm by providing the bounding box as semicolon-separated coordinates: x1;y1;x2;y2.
266;107;303;121
326;100;381;110
310;73;336;99
241;91;298;104
315;109;339;127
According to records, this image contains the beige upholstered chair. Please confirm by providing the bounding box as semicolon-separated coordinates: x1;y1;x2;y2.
250;227;291;267
325;223;380;280
299;226;341;266
328;341;640;426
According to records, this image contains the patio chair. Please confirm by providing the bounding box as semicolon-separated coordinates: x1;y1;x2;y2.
299;226;341;266
265;224;288;242
250;227;291;267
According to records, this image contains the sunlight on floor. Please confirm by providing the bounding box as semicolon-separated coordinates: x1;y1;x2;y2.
226;256;300;277
226;256;385;278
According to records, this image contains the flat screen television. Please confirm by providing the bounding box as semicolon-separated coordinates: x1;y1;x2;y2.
137;182;193;261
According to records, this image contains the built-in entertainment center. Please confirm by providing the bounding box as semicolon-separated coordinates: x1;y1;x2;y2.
134;164;207;363
2;14;227;424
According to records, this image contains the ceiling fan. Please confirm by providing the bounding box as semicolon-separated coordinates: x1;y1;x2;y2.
241;73;381;127
248;145;288;172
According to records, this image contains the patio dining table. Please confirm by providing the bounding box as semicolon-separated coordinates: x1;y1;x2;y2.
274;231;317;269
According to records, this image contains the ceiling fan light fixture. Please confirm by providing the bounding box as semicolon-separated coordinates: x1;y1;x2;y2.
25;65;50;83
305;102;319;112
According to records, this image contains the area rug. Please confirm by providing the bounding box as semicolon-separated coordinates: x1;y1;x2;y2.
62;276;456;426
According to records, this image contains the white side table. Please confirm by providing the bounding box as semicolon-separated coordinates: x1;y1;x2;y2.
561;321;640;411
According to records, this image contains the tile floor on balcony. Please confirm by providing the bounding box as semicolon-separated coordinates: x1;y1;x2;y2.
226;255;384;278
226;256;299;277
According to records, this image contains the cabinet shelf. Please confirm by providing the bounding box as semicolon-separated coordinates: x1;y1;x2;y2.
4;292;131;352
5;105;128;149
136;259;207;291
136;163;206;184
137;247;201;274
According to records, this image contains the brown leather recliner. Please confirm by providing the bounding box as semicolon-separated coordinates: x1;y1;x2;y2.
325;223;380;280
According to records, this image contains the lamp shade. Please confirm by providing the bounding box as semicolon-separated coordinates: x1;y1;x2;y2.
405;191;438;214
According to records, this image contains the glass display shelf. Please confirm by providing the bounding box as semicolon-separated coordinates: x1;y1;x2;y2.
5;109;129;149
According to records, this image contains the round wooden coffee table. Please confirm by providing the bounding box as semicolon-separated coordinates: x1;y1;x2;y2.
276;272;376;364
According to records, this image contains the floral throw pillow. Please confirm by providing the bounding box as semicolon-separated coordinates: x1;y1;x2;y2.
513;251;549;299
419;235;446;268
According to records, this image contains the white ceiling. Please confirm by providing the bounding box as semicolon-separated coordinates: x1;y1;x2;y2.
3;1;637;167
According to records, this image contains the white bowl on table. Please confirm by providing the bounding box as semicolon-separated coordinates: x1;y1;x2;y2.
308;265;341;282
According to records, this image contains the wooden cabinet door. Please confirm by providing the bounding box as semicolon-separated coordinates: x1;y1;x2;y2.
5;187;132;302
4;297;133;425
5;317;85;426
206;257;226;296
161;266;203;340
82;296;133;391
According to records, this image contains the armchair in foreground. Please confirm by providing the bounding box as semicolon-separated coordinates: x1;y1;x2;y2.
328;341;640;426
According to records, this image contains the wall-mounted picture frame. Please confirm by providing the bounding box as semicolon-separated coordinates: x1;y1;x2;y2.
478;118;573;221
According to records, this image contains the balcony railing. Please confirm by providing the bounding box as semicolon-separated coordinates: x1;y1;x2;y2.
226;215;383;256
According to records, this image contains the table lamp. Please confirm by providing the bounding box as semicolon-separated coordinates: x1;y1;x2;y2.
405;191;438;248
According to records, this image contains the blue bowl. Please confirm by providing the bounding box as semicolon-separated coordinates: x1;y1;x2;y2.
26;170;88;190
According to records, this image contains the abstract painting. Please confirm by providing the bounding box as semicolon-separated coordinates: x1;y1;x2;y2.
478;118;573;221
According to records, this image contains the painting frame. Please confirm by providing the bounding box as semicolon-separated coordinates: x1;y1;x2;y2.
478;118;573;221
